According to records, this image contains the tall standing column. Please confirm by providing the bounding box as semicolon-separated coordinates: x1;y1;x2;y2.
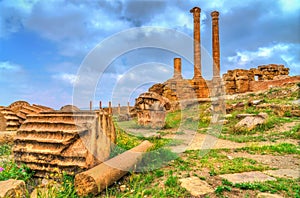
190;7;202;79
211;11;220;78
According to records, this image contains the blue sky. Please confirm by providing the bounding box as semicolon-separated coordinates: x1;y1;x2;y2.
1;0;299;109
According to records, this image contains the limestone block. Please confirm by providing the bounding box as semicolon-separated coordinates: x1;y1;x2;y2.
0;179;26;198
235;113;268;131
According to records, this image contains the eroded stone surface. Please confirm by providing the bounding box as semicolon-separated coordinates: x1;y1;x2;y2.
135;92;171;128
13;110;116;178
235;113;268;130
0;179;26;198
264;169;300;179
219;171;276;184
179;176;214;196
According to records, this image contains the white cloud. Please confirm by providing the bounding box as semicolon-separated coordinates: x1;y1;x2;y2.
225;43;299;76
227;43;291;66
0;61;21;71
52;73;78;85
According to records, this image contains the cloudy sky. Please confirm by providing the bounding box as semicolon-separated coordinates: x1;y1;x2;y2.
1;0;299;109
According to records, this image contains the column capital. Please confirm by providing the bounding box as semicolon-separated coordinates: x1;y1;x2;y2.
190;7;201;14
211;11;219;19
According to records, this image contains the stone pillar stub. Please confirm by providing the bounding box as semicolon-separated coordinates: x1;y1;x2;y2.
173;58;182;79
90;101;92;111
211;11;220;78
190;7;202;79
127;102;130;114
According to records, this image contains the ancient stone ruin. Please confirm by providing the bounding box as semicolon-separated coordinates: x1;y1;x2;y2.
145;8;221;103
0;108;20;131
223;64;292;94
135;92;171;128
0;101;54;132
8;101;53;124
13;108;116;177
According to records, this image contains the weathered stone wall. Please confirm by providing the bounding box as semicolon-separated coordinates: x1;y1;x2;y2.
251;64;289;80
13;110;116;178
249;76;300;92
135;92;170;128
223;64;291;94
223;69;253;94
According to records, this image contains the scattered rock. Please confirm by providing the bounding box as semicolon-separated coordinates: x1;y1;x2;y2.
236;114;256;119
248;99;263;106
291;110;300;117
119;185;126;192
0;179;26;198
256;192;284;198
219;171;276;185
224;114;233;118
291;99;300;105
218;119;228;125
235;113;268;130
235;102;245;108
179;176;214;196
264;169;300;179
256;104;292;117
227;155;234;160
117;114;130;122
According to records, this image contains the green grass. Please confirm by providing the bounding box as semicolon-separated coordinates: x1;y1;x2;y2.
102;171;189;197
215;178;300;197
237;143;300;155
165;110;181;129
0;144;12;156
234;178;300;197
220;111;298;142
0;162;34;182
184;150;269;175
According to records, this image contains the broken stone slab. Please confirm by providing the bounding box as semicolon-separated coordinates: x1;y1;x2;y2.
264;169;300;179
179;176;214;197
235;113;268;131
219;171;276;185
256;192;284;198
0;179;27;198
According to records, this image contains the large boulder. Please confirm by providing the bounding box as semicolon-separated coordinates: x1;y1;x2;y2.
235;112;268;131
0;179;26;198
